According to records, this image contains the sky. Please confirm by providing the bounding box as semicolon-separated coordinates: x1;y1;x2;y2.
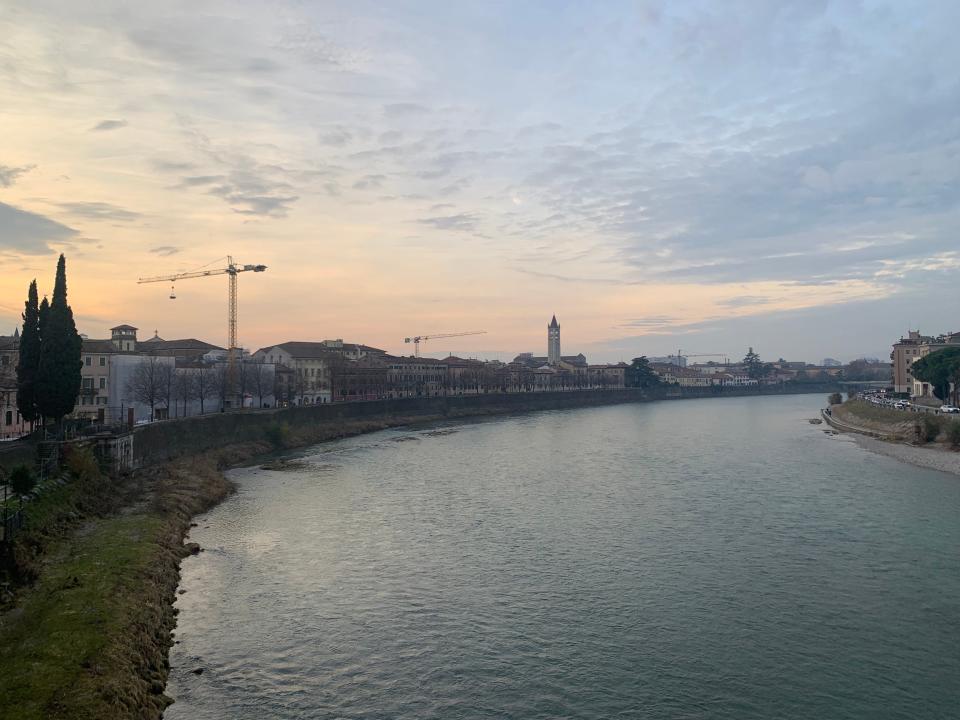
1;0;958;363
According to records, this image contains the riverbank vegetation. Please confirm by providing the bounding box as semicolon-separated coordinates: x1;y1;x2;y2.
0;448;239;719
832;399;960;449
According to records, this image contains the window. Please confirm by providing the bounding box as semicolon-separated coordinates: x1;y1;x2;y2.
82;378;93;389
85;356;91;366
99;377;106;389
5;411;11;426
99;356;105;366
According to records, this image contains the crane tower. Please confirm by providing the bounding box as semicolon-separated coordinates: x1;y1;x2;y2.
404;331;487;357
138;255;267;353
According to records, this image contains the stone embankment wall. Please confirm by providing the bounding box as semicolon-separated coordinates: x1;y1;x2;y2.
132;383;842;466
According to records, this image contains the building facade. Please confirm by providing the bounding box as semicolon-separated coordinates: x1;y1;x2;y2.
0;332;28;438
890;330;960;395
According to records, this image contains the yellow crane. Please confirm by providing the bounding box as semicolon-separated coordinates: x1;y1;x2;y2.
138;255;267;353
404;331;486;358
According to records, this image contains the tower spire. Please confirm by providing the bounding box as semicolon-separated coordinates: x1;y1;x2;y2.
548;315;561;365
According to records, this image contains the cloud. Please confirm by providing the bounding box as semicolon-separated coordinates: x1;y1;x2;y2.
55;201;141;222
417;213;480;232
318;127;352;146
0;202;77;254
0;164;35;187
152;159;197;173
176;175;226;188
149;245;180;256
383;103;430;118
352;174;386;190
204;170;299;217
90;119;128;132
618;316;679;329
717;296;777;308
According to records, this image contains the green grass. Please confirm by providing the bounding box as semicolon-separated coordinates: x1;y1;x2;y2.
842;400;912;424
0;511;165;719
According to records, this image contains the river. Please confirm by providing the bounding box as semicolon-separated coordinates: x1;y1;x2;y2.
166;394;960;719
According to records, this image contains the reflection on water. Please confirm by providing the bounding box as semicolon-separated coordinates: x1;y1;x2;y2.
167;395;960;719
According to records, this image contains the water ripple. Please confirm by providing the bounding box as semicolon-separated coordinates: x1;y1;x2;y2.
167;396;960;719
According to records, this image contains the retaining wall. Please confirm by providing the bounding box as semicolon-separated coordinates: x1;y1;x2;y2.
130;382;842;466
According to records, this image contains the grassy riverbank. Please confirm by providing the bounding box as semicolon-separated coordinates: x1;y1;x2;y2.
831;400;917;440
0;450;243;719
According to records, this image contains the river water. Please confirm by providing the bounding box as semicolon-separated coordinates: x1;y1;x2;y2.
166;394;960;719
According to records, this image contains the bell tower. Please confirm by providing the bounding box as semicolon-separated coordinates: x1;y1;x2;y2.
548;315;561;365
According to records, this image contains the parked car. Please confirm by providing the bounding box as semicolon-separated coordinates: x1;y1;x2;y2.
939;405;960;414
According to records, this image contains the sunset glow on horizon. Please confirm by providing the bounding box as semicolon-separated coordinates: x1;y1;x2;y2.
3;1;958;362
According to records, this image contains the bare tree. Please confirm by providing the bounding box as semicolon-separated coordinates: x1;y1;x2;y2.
126;355;167;421
236;356;250;409
211;362;235;411
274;366;291;406
173;369;195;418
158;361;175;418
194;364;214;414
250;360;273;408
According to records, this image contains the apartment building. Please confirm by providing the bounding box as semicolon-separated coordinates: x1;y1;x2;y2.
890;330;960;394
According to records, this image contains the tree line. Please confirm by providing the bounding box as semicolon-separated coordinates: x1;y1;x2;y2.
910;347;960;403
127;355;277;419
16;255;82;432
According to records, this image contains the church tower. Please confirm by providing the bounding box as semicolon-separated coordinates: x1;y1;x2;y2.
548;315;561;365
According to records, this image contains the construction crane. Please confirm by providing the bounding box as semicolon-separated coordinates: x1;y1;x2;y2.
138;255;267;354
677;350;730;365
404;331;486;358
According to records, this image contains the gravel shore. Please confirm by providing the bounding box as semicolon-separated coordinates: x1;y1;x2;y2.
853;435;960;477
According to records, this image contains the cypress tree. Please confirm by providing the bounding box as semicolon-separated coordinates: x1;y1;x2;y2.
36;255;82;426
16;280;41;426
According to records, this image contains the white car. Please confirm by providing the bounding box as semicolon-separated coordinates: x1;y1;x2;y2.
940;405;960;414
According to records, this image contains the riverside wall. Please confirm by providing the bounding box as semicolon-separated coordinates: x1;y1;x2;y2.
131;382;842;466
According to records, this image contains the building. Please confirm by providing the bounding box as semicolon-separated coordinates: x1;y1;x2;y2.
314;338;387;361
253;342;342;404
0;331;29;438
648;354;686;368
77;338;121;418
253;340;389;405
332;358;389;401
385;356;447;397
548;315;561;366
890;330;960;395
587;363;627;388
110;324;139;352
822;358;842;367
651;363;712;387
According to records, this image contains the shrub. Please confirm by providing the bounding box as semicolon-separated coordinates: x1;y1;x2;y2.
828;393;843;405
921;415;942;443
947;420;960;449
265;422;290;449
9;464;36;498
63;446;101;481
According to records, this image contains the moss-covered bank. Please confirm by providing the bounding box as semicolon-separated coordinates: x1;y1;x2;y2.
0;446;251;719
